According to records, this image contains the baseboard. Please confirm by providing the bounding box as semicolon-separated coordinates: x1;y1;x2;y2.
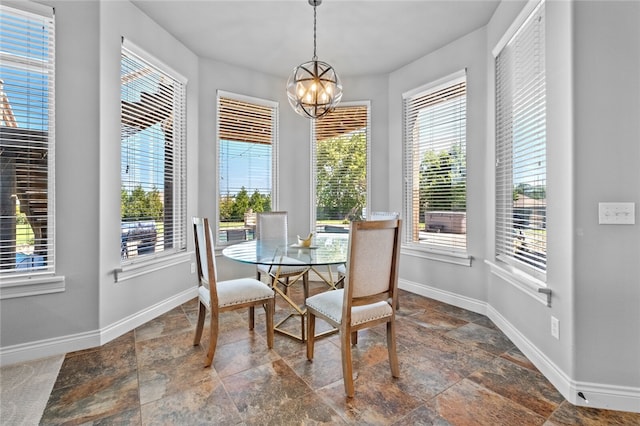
0;287;197;367
100;287;197;344
399;278;486;315
0;329;101;368
398;278;640;413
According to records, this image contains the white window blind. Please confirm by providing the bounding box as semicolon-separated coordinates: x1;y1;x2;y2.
0;3;55;276
217;92;277;243
312;103;370;233
495;1;546;277
403;72;467;252
121;42;187;262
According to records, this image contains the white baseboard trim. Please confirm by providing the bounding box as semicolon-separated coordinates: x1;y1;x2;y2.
399;278;487;315
100;287;197;344
0;286;198;368
0;329;101;368
398;278;640;414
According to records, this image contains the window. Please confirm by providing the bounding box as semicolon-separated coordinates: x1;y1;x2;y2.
403;71;467;252
312;103;370;233
120;40;187;262
495;1;546;278
0;3;55;277
217;92;277;243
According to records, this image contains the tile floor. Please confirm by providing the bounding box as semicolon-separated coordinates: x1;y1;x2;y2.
38;282;640;425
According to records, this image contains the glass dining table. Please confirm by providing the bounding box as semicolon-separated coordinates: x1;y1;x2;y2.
222;233;349;341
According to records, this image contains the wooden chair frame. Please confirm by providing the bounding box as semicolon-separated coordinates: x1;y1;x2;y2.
192;217;274;367
306;219;402;397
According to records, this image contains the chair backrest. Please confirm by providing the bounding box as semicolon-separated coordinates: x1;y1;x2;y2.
344;219;402;304
192;217;219;305
256;211;288;242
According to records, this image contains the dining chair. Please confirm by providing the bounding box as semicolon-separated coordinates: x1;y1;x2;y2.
306;218;402;397
192;217;275;367
336;212;400;288
255;211;310;300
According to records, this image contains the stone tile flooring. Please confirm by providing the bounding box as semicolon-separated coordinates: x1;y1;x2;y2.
39;283;640;425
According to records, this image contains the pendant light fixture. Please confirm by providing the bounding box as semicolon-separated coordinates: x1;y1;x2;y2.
286;0;342;119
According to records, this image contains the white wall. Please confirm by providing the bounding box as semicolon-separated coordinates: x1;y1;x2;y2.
0;0;200;363
0;1;102;359
1;0;638;413
97;0;200;333
484;0;577;405
573;0;640;404
388;25;489;304
388;0;639;412
197;63;390;281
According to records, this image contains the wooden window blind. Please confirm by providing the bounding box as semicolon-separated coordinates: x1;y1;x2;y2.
0;3;55;276
403;71;467;252
120;40;187;262
495;1;547;277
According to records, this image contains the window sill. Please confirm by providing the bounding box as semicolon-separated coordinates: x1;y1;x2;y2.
115;251;191;283
0;274;66;300
485;259;549;306
401;244;472;267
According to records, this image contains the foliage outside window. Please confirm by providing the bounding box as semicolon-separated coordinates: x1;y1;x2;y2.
217;92;277;243
312;103;369;233
0;3;55;277
495;1;547;278
120;41;187;262
403;72;467;252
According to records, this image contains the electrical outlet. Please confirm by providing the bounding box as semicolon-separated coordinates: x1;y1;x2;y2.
551;316;559;339
190;262;196;274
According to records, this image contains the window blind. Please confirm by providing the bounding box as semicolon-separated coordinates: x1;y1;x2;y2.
403;72;467;251
495;1;546;276
0;3;55;276
217;93;277;242
121;43;187;262
312;103;369;233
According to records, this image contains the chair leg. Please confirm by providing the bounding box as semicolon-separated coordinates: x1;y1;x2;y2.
205;314;219;368
303;271;309;301
265;299;274;349
193;301;206;346
249;306;255;330
387;320;400;378
306;311;316;360
351;331;358;345
341;327;355;398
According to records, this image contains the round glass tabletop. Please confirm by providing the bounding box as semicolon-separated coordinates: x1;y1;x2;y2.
222;233;349;267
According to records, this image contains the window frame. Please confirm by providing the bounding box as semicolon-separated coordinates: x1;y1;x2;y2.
119;39;188;270
402;70;469;258
310;101;371;234
0;2;63;298
493;0;547;282
215;90;279;246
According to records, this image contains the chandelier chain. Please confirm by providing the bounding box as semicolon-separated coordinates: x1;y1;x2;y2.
313;2;317;60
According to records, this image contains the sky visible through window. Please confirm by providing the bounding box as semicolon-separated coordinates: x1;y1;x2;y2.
1;8;50;130
219;139;272;196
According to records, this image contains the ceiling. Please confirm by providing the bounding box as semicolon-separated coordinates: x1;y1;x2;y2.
131;0;500;78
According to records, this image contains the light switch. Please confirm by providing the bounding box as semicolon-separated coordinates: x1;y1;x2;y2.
598;202;635;225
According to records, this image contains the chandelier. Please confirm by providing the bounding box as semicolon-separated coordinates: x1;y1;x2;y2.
286;0;342;119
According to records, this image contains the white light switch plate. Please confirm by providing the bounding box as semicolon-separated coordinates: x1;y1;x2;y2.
598;202;635;225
